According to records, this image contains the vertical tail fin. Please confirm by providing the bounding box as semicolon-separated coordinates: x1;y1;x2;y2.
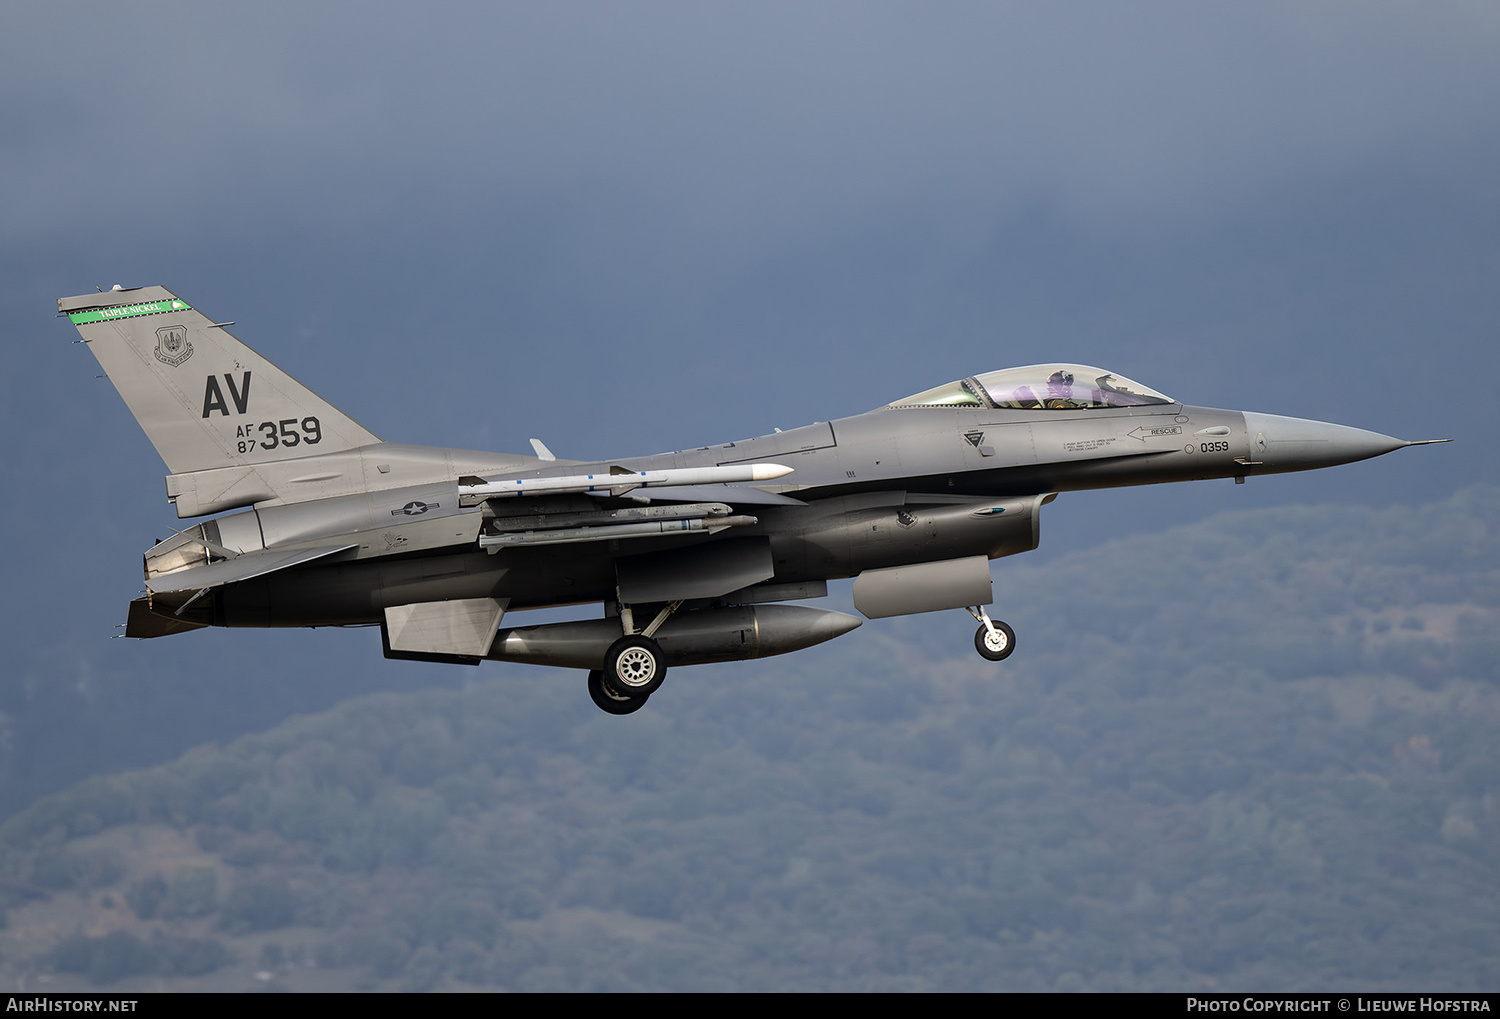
60;286;379;475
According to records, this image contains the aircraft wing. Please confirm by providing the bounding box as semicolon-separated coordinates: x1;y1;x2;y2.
145;543;357;595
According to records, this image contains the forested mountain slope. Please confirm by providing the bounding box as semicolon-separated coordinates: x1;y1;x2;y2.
2;488;1496;991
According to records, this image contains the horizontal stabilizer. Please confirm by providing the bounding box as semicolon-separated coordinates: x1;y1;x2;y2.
145;543;356;594
125;598;209;638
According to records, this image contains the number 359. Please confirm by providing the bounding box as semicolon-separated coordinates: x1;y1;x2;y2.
236;416;322;453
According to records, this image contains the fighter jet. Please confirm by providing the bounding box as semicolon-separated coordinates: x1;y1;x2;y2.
61;286;1445;714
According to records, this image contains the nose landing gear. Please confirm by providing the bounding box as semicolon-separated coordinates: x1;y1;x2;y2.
967;606;1016;662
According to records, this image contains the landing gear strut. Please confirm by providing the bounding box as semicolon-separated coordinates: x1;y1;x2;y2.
967;605;1016;662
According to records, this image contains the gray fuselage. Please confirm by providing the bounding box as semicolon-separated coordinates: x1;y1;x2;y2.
195;399;1386;628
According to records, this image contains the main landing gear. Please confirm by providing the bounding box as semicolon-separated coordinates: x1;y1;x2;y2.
967;605;1016;662
587;668;651;715
588;597;680;714
603;634;667;696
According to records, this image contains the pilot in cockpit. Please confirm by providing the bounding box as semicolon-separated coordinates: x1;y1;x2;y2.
884;364;1174;413
1044;370;1076;409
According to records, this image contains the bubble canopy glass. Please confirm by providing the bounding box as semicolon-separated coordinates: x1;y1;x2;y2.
886;364;1174;411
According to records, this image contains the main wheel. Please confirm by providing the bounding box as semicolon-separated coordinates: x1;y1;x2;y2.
587;669;650;715
603;634;667;696
974;621;1016;662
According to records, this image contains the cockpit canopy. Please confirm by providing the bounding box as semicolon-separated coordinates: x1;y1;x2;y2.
886;364;1174;411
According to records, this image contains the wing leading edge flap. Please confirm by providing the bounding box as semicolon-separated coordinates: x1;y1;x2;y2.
144;543;357;595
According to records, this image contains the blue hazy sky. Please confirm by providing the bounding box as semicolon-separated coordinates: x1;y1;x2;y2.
0;2;1494;770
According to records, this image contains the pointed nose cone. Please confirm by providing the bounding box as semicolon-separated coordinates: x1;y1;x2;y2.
1242;411;1407;473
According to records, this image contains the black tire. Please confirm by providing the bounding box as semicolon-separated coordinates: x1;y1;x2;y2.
587;669;650;715
974;621;1016;662
603;634;667;696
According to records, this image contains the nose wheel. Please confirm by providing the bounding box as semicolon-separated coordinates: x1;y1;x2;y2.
967;606;1015;662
